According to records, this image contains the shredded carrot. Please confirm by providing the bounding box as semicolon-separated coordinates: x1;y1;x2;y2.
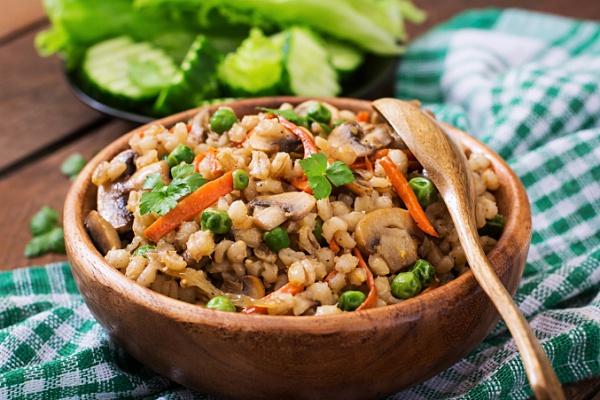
353;248;377;311
192;153;206;170
380;157;438;237
278;117;318;158
290;176;313;194
350;156;372;173
374;148;389;160
329;239;341;254
243;282;304;314
325;270;338;282
344;182;369;196
356;111;370;123
193;148;222;176
144;172;234;242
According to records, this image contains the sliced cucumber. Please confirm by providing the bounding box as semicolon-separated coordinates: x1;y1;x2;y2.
326;39;364;74
218;28;284;96
284;28;340;97
154;35;221;115
82;36;177;103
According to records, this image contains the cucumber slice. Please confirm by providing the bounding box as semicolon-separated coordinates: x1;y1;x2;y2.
326;39;364;73
284;28;340;97
154;35;222;115
218;28;284;96
82;36;177;103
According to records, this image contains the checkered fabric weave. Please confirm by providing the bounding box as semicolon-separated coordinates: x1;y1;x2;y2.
1;8;599;399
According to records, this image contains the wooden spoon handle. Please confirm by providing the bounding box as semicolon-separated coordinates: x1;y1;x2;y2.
454;221;565;400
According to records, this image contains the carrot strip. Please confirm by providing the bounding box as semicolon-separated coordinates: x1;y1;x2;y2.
325;270;338;282
144;172;234;242
278;117;318;158
192;153;206;171
290;176;313;194
353;248;377;311
356;111;370;123
380;157;438;237
243;282;304;314
374;148;389;160
329;239;341;254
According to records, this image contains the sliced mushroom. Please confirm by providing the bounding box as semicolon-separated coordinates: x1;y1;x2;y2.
328;122;373;157
355;208;419;272
124;160;170;190
246;118;301;153
253;206;287;231
242;275;266;299
97;160;170;233
361;124;393;149
250;192;316;221
85;210;121;255
112;149;136;177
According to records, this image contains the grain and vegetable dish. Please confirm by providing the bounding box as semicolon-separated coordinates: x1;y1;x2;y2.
87;100;504;315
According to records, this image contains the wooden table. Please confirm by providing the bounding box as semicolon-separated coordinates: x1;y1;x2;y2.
0;1;598;398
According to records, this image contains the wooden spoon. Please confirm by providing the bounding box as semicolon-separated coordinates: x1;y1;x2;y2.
372;98;565;400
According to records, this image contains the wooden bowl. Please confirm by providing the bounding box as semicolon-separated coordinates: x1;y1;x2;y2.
64;97;531;400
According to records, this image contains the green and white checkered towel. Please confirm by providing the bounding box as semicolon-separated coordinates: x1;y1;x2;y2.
1;8;599;399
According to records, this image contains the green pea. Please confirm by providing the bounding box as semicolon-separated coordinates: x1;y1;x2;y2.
391;271;422;299
209;108;237;134
206;296;236;312
30;206;60;236
478;214;505;240
263;227;290;252
306;102;332;124
408;176;438;208
134;244;156;257
167;144;195;167
410;259;435;285
338;290;366;311
60;153;86;179
232;169;249;190
201;209;232;234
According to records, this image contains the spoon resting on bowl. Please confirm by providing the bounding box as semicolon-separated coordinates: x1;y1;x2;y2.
372;98;564;400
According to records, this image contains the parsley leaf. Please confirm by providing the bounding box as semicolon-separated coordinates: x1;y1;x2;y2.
308;175;332;200
300;153;355;200
143;173;165;190
140;171;206;216
326;161;355;186
299;153;327;176
171;162;195;179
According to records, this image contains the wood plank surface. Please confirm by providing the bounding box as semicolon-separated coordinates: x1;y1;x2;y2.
0;0;45;40
0;27;103;174
0;120;133;269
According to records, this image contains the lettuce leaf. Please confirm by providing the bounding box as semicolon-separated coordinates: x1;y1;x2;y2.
135;0;424;55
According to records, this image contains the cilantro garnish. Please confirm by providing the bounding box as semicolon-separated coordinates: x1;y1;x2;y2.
140;165;206;215
299;153;355;199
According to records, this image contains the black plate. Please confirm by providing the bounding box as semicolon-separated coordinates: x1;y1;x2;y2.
65;55;398;124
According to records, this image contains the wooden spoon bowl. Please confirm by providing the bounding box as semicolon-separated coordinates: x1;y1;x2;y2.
64;97;531;400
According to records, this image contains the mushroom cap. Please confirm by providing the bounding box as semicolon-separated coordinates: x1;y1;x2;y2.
355;208;419;272
97;161;170;233
250;192;316;221
85;210;121;255
328;122;373;157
